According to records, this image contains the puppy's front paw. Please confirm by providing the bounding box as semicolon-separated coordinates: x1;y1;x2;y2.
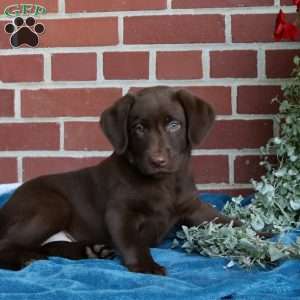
85;244;115;259
127;261;166;276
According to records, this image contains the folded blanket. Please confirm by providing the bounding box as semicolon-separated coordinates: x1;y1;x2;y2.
0;185;299;300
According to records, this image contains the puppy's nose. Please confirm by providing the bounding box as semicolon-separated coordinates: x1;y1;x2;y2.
150;155;168;168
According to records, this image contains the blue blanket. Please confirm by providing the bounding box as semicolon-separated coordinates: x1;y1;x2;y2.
0;185;299;300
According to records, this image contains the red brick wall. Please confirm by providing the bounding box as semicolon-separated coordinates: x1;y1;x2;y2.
0;0;299;196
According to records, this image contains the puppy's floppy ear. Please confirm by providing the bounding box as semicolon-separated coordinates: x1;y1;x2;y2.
100;94;135;154
175;89;215;145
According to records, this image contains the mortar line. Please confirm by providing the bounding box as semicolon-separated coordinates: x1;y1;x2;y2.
0;149;261;158
228;154;235;184
196;183;252;190
274;0;280;7
0;6;292;20
17;156;23;182
0;79;288;90
44;52;52;82
118;15;124;45
231;85;238;115
0;114;276;123
225;14;232;44
257;48;266;80
97;52;104;81
58;0;65;14
0;42;298;55
0;150;264;157
202;49;210;80
149;49;156;81
60;121;64;150
14;89;21;119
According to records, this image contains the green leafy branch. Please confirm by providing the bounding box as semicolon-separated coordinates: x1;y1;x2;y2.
173;222;300;269
174;57;300;269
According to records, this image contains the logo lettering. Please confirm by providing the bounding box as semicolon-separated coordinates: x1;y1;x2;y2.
4;4;47;17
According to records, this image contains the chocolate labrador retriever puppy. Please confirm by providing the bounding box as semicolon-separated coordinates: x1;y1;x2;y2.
0;86;239;274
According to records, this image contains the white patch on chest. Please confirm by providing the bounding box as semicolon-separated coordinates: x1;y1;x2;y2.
42;231;76;246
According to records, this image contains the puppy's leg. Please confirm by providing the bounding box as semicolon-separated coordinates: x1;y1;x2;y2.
0;189;72;270
0;240;47;270
42;241;115;260
181;198;241;227
105;209;166;276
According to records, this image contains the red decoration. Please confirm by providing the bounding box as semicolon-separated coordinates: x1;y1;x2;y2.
274;9;298;41
293;0;300;9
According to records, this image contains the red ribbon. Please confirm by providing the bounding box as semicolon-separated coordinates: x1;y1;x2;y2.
274;9;298;41
293;0;300;9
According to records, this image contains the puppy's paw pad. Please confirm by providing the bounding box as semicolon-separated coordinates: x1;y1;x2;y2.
85;244;115;259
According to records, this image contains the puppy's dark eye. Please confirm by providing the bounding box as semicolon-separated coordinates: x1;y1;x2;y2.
134;123;145;135
166;120;181;132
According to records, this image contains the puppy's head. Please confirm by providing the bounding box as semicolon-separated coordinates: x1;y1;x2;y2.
100;86;215;176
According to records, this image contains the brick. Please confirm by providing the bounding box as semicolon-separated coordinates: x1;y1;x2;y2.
103;52;149;80
183;86;232;115
237;86;281;114
234;155;269;183
156;51;202;80
0;123;59;150
201;120;273;149
232;14;300;43
0;90;14;117
172;0;273;8
65;0;166;12
191;155;229;183
0;18;117;49
0;0;58;13
0;158;17;183
124;15;225;44
52;53;97;81
210;50;257;78
0;21;10;48
281;0;294;4
0;55;43;82
266;50;300;78
64;122;112;151
21;88;121;117
232;14;274;43
38;18;118;47
23;157;103;181
129;86;231;115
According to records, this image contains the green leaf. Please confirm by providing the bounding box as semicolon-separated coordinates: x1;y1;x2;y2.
268;245;287;262
225;260;235;269
274;168;287;177
290;198;300;210
293;56;300;66
251;215;265;231
171;239;179;248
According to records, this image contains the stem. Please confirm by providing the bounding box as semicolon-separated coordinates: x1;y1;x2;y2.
273;199;291;221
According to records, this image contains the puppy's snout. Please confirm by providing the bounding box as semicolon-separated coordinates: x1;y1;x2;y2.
149;154;168;168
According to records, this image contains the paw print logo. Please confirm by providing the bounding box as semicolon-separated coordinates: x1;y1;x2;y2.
4;17;45;48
